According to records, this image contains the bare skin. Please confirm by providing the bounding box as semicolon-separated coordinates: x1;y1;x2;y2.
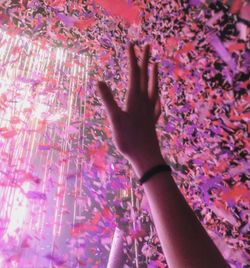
97;43;230;268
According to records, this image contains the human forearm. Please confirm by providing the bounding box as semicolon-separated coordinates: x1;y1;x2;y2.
131;153;230;268
97;43;230;268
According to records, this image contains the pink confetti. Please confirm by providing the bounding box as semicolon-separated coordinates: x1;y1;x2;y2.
26;191;47;200
95;0;140;24
0;1;249;266
45;253;67;266
208;33;236;71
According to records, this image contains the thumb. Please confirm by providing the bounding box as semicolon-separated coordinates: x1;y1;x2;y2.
97;81;121;121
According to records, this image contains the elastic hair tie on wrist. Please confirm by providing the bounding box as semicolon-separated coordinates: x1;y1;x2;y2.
139;164;171;185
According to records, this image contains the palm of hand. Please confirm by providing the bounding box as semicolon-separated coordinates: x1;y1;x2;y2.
97;44;162;162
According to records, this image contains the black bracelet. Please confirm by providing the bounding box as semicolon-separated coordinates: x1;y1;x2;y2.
139;164;172;185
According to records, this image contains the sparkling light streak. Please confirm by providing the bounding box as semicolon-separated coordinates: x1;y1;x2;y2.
0;29;89;267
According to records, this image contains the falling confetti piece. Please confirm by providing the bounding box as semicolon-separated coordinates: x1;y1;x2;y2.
95;0;140;24
26;191;47;200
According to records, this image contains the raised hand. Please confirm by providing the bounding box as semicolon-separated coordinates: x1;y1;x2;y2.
97;44;164;176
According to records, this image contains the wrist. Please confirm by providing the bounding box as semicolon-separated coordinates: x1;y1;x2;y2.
139;164;172;185
128;151;166;178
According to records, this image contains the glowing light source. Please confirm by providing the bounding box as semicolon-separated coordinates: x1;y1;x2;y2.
4;183;29;238
0;29;89;266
